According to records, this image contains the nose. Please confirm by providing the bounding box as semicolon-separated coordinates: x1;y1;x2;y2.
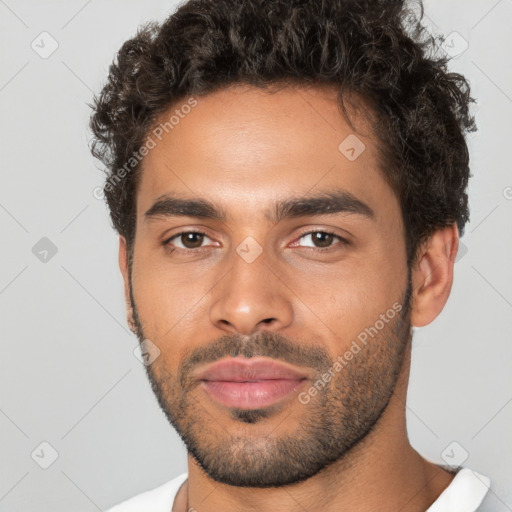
209;248;293;336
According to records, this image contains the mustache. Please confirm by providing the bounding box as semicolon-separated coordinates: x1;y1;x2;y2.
178;331;333;390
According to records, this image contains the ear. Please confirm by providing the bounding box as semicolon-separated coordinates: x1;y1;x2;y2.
119;236;136;333
410;223;459;328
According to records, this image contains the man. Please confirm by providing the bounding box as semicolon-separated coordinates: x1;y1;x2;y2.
90;0;491;510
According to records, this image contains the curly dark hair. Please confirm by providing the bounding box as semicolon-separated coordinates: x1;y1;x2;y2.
89;0;476;268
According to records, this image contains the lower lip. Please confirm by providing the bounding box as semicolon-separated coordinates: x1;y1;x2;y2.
201;379;306;409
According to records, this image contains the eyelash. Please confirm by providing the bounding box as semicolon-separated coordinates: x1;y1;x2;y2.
162;229;349;254
293;229;349;252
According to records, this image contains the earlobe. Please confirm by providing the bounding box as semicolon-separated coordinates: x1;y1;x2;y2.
410;223;459;328
119;236;136;333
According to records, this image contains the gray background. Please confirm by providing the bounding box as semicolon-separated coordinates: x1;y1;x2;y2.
1;0;511;510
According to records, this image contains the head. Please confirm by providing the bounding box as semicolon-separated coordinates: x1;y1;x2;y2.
89;0;475;488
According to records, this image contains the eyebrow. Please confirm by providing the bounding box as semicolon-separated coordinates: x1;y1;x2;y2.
144;190;375;224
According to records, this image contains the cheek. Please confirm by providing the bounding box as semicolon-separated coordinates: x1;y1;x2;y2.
130;253;212;340
289;248;406;349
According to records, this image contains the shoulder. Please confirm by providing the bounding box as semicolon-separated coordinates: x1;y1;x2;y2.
105;472;188;512
427;467;491;512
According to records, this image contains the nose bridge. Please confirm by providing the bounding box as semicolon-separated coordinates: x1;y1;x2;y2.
209;241;293;334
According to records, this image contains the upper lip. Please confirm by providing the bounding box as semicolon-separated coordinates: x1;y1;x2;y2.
196;357;309;382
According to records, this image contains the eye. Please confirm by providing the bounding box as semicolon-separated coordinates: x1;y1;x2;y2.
164;231;214;251
294;230;348;251
162;229;348;255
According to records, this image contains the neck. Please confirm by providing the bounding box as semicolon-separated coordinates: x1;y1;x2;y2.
174;344;455;512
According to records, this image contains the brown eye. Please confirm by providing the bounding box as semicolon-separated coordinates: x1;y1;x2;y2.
164;231;212;251
179;232;205;249
297;231;345;249
311;232;335;248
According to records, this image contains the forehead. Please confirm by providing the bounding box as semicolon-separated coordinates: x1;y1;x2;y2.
136;84;398;222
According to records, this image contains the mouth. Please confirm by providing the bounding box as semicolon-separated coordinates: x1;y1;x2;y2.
200;379;307;409
196;357;309;410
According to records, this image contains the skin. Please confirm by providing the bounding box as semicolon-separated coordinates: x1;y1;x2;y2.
118;83;459;512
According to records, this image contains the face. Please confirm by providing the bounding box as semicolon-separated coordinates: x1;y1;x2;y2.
122;84;413;487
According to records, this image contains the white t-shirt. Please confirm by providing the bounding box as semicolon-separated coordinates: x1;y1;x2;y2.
105;467;491;512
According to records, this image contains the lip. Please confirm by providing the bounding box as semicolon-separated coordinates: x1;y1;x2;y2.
196;357;309;410
196;356;309;382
